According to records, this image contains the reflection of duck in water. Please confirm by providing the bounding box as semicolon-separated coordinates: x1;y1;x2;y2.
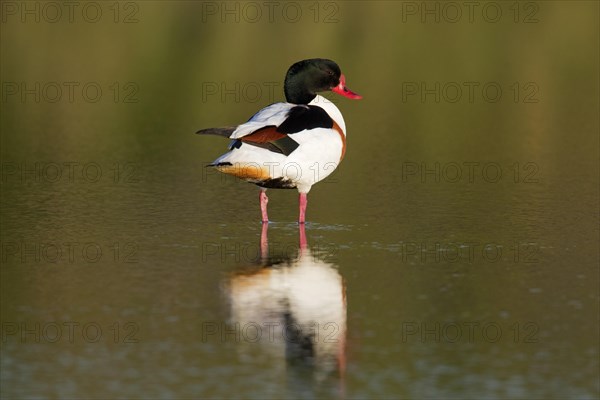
225;224;346;393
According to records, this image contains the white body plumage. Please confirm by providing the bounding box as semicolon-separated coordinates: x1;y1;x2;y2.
213;95;347;193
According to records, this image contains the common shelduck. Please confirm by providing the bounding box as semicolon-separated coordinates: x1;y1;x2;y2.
197;58;361;223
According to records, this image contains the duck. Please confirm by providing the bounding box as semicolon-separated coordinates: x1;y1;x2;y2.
196;58;361;223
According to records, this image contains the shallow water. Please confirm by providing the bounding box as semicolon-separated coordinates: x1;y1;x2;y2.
1;2;599;399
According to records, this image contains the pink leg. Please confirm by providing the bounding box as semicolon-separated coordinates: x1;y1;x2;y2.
298;222;307;251
260;221;269;260
298;193;308;224
259;190;269;223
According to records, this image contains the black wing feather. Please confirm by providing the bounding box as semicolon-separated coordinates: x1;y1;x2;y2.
277;105;333;134
233;136;299;156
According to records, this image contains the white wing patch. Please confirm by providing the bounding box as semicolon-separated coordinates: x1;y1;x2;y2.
229;96;347;139
230;102;298;139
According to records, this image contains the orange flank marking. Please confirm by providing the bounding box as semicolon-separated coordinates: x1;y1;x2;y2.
228;268;273;294
333;121;346;161
240;126;286;143
216;163;271;181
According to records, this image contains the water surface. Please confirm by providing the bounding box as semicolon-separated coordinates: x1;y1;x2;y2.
1;2;599;398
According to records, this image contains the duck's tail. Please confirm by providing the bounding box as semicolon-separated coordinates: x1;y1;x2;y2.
195;127;236;138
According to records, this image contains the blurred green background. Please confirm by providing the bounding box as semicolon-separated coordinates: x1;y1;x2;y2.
1;1;598;399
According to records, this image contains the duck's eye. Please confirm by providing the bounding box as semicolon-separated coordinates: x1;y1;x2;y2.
328;71;334;76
